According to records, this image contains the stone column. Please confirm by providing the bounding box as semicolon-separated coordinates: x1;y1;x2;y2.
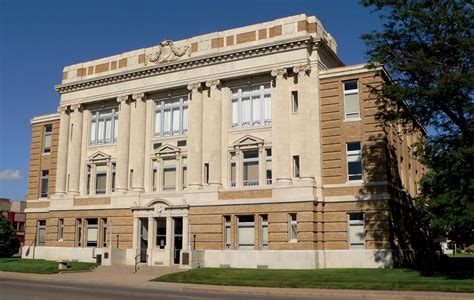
115;95;131;192
131;92;146;192
182;216;189;250
132;217;139;250
165;217;172;251
55;105;70;195
293;63;316;183
205;79;222;187
67;104;83;194
148;217;155;250
271;68;291;184
187;82;203;188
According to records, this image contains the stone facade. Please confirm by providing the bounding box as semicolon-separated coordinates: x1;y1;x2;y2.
24;14;425;269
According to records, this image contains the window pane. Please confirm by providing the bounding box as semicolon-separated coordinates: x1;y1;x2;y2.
172;107;180;134
98;120;105;143
155;111;162;135
105;118;112;142
252;96;260;124
114;116;118;141
244;161;259;181
347;142;361;151
182;107;188;132
90;120;96;143
264;95;271;121
242;97;251;125
349;224;365;247
345;93;360;118
163;110;171;135
344;81;358;91
43;134;52;152
232;99;239;127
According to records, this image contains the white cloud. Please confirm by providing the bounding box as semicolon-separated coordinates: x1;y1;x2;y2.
0;169;23;181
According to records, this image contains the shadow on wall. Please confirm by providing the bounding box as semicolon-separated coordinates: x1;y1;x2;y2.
355;133;432;270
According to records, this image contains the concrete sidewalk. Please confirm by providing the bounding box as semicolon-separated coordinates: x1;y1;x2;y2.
0;266;473;300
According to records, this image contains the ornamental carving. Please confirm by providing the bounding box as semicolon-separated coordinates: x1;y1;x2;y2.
187;82;202;91
148;40;191;64
271;67;288;79
293;63;312;75
132;92;145;101
116;95;129;103
205;79;221;88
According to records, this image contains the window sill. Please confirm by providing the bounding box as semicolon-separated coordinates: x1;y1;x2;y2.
343;118;362;123
228;125;271;133
88;143;117;149
41;152;51;156
345;180;364;185
289;239;298;244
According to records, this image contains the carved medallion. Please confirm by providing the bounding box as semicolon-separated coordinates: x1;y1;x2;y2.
148;40;191;64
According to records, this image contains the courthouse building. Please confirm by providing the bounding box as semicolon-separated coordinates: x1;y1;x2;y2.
23;14;425;268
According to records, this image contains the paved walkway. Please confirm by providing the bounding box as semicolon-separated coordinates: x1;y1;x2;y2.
0;266;473;300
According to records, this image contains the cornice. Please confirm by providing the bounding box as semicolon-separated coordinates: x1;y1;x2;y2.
55;36;319;95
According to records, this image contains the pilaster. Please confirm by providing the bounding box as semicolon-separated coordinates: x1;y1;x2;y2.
187;82;203;189
293;62;316;184
115;95;131;193
205;79;222;187
131;92;146;192
55;105;70;195
271;67;291;184
67;104;83;194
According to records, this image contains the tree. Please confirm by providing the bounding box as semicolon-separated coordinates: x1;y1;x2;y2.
360;0;473;246
0;214;20;257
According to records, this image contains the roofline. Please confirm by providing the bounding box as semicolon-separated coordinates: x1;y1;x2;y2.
30;113;60;125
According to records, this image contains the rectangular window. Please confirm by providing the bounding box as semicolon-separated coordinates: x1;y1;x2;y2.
291;91;299;113
261;215;269;250
156;217;166;249
101;218;107;247
182;157;187;189
42;125;52;154
152;160;158;192
230;152;236;187
37;220;46;246
86;165;92;195
343;80;360;120
266;148;272;185
90;107;118;145
76;219;82;247
243;150;259;186
204;163;209;185
95;165;107;194
347;142;363;181
86;219;98;247
224;216;231;249
163;158;176;191
155;95;188;137
231;83;271;128
293;155;300;178
289;213;297;242
111;163;116;192
238;215;255;250
348;213;365;249
40;170;49;198
58;219;64;241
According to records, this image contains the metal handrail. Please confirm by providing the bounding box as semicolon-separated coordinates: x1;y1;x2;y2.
134;254;141;273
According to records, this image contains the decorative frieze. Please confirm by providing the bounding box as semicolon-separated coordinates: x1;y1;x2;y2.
147;40;191;64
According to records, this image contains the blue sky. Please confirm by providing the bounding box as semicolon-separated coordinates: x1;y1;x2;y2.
0;0;382;200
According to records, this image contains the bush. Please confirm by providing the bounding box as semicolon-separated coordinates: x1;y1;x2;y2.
465;248;473;254
0;214;20;257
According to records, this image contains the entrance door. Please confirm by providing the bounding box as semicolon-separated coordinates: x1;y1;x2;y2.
173;217;183;264
140;218;148;263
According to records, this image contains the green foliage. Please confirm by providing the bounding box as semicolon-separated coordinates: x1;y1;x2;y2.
361;0;474;246
0;214;20;258
0;258;96;274
155;267;474;292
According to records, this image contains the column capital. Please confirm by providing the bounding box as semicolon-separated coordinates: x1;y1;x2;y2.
271;67;288;79
116;95;129;104
187;82;202;92
293;63;312;76
57;105;69;113
70;104;82;112
205;79;221;89
132;92;145;101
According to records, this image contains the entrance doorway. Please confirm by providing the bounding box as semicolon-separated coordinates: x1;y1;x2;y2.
173;217;183;264
139;218;148;263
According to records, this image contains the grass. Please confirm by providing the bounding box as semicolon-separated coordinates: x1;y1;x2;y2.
154;268;474;293
0;258;96;274
448;253;474;258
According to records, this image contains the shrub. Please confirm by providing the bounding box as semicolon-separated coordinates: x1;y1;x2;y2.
0;214;20;257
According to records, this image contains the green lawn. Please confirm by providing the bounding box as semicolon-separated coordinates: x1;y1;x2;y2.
0;258;96;274
154;268;474;293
